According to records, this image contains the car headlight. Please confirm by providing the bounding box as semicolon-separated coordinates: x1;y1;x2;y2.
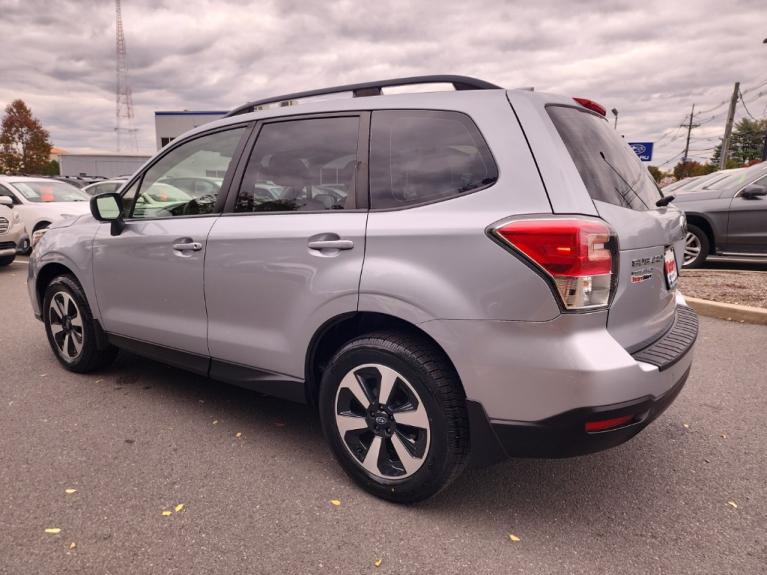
31;228;48;249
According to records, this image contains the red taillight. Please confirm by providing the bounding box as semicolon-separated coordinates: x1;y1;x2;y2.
585;415;634;433
573;97;607;117
491;218;615;310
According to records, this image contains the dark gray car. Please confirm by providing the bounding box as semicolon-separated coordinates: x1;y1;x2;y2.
672;163;767;267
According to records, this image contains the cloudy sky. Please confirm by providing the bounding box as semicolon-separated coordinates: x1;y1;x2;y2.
1;0;765;167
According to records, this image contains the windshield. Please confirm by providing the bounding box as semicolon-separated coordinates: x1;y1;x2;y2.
704;165;765;192
11;181;90;202
548;105;661;211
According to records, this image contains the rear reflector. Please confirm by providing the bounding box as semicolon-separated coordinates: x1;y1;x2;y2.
573;97;607;117
585;415;634;432
491;218;615;310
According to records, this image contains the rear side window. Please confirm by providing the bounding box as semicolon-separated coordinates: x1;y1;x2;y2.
369;110;497;209
548;105;661;211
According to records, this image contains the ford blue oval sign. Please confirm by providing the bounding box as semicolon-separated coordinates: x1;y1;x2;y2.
629;142;653;162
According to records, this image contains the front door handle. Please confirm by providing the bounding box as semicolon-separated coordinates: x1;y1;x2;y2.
173;242;203;252
307;239;354;250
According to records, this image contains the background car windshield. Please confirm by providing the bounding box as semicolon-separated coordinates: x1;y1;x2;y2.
548;105;661;210
704;164;767;192
11;181;89;202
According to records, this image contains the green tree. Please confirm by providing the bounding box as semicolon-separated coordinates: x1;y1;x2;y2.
710;118;767;166
0;99;53;174
647;165;665;183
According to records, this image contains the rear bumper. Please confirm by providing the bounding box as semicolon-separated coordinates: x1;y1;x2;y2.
419;303;698;465
468;363;690;464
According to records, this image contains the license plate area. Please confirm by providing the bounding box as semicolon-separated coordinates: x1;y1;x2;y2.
664;246;678;289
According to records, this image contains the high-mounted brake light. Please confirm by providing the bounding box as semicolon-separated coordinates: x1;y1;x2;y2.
573;97;607;117
491;218;616;310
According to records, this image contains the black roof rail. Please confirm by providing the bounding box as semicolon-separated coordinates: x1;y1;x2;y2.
225;75;503;117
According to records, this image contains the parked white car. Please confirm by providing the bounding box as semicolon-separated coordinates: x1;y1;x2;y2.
0;197;25;265
0;176;91;253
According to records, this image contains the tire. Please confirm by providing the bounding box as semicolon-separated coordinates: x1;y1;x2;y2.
0;255;14;266
683;224;709;268
43;274;118;373
319;332;469;503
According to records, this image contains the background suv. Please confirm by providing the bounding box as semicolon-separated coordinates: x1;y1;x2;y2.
28;76;697;502
671;162;767;267
0;196;24;266
0;176;91;253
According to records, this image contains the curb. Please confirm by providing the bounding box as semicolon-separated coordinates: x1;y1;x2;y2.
685;296;767;326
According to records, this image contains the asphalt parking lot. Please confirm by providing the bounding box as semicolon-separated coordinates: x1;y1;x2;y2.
1;257;765;575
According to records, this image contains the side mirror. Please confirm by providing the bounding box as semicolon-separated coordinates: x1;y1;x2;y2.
90;193;125;236
0;196;13;207
740;184;767;199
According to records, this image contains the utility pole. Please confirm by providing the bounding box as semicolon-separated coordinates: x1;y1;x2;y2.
719;81;740;170
681;103;699;165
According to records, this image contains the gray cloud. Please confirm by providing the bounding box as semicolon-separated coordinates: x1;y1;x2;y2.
0;0;765;167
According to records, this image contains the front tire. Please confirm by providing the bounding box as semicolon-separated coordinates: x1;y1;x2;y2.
43;275;118;373
683;224;709;268
0;254;14;266
319;332;469;503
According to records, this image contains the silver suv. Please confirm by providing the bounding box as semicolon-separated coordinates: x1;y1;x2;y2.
28;76;698;502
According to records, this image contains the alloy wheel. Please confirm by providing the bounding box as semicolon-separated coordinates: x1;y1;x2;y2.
48;291;84;362
683;232;701;265
334;364;430;480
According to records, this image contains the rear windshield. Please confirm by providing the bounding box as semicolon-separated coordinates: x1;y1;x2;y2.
548;105;661;211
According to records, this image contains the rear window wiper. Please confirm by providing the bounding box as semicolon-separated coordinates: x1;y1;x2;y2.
599;151;649;210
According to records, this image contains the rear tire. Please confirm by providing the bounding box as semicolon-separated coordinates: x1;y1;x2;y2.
319;332;469;503
43;274;118;373
683;224;709;268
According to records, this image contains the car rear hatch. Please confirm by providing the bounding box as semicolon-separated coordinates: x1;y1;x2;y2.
545;102;685;351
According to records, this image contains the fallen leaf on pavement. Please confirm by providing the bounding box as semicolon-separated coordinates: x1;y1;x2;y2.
69;542;77;550
44;528;61;534
40;374;48;378
508;533;521;542
721;434;727;439
174;503;184;512
330;499;341;507
683;423;690;429
235;432;242;438
374;559;382;567
65;488;77;495
161;510;172;517
212;420;218;425
727;501;738;509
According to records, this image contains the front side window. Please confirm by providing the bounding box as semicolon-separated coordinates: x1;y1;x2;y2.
369;110;498;209
131;127;246;219
235;116;359;213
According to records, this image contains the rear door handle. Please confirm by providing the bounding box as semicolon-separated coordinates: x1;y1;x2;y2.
173;242;203;252
307;240;354;250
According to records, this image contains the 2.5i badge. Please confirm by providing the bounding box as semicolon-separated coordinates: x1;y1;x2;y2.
664;247;678;289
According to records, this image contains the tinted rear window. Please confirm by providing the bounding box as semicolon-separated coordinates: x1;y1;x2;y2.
548;105;661;211
369;110;497;209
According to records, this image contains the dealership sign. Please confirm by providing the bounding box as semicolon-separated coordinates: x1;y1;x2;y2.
629;142;654;162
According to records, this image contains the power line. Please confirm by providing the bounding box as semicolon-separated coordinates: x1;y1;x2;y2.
739;89;757;120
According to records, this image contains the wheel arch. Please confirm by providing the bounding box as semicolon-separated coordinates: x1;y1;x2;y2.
304;311;464;409
685;212;717;254
36;262;82;312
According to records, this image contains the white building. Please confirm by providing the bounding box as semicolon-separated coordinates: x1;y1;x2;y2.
154;111;227;150
58;153;151;178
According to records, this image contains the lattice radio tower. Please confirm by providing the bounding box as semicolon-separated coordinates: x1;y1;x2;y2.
115;0;138;152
